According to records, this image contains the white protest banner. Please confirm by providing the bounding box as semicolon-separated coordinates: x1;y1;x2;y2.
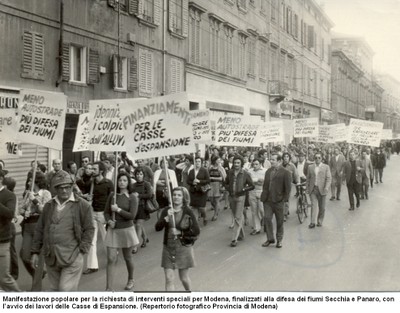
17;89;67;150
88;99;127;152
315;125;335;143
215;115;261;147
121;92;194;158
0;91;21;158
73;113;90;152
348;118;384;147
258;121;284;144
381;129;393;141
293;118;319;138
333;123;349;142
191;110;212;144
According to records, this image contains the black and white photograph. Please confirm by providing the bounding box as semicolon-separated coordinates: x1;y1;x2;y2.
0;0;400;311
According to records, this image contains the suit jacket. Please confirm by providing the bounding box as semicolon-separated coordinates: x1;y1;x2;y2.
360;158;373;180
260;166;291;203
343;159;364;184
329;154;346;177
306;163;332;196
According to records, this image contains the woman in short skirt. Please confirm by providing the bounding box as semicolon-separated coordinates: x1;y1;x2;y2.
104;173;139;291
155;187;200;291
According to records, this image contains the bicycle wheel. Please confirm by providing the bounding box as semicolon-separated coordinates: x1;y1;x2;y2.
302;194;309;218
297;198;305;223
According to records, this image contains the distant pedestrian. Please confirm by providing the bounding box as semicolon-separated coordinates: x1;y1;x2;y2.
360;150;373;200
373;148;386;183
343;150;364;211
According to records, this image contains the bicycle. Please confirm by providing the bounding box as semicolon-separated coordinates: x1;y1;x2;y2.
296;181;309;224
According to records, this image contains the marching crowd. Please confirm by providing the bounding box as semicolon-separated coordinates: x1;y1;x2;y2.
0;139;399;292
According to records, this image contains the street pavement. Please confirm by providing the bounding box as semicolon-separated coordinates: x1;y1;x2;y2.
14;154;400;292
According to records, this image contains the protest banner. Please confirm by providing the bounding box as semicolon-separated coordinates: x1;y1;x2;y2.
191;110;212;144
120;92;194;159
17;89;67;151
88;99;127;152
215;115;261;147
258;121;284;144
333;123;349;142
0;91;20;158
293;118;319;138
381;129;393;141
73;113;90;152
314;125;335;143
348;118;384;147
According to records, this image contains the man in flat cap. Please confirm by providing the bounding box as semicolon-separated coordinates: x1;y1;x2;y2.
31;171;94;291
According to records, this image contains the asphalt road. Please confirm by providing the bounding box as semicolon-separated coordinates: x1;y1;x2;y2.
14;154;400;292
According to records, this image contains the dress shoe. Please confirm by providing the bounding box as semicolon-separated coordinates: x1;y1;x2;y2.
83;268;98;275
308;223;316;229
230;240;237;247
124;279;135;290
276;241;282;248
262;241;275;247
336;197;340;200
329;196;335;201
250;230;260;235
356;202;360;208
317;223;322;227
349;206;354;211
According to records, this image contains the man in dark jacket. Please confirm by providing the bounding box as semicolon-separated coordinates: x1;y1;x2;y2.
225;155;254;247
372;148;386;183
0;169;21;291
260;154;292;248
31;171;94;291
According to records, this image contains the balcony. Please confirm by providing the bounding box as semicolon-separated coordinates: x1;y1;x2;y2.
268;80;289;97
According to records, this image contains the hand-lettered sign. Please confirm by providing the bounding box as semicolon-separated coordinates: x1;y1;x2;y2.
348;118;383;147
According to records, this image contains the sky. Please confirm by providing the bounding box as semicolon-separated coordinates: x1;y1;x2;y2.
321;0;400;82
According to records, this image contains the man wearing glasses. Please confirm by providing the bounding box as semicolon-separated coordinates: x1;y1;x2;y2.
306;152;332;228
31;171;94;291
76;156;91;180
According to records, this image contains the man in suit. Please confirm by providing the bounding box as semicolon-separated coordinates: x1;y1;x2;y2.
306;152;332;228
329;147;345;200
360;150;373;200
260;154;291;248
343;150;365;210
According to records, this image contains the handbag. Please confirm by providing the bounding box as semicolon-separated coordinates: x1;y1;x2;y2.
145;196;159;214
200;183;211;193
179;215;198;247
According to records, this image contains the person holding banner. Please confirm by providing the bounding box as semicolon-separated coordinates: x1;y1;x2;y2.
84;161;114;275
260;154;291;249
18;172;51;287
30;171;94;291
225;155;254;247
104;173;139;291
187;156;211;226
155;187;200;291
343;150;364;211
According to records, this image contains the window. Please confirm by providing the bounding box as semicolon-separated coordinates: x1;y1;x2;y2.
70;45;87;83
113;55;128;91
259;41;268;80
22;31;44;80
138;48;154;97
279;52;285;82
271;0;277;23
169;0;189;37
270;46;277;80
260;0;267;14
170;58;184;93
129;0;162;26
209;16;222;71
293;14;298;39
107;0;128;13
189;6;203;64
308;25;315;49
247;36;256;77
223;24;235;75
321;38;325;60
238;32;247;79
238;0;247;13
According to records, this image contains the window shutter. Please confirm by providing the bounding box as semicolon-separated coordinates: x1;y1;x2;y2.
128;0;137;15
62;43;70;81
22;32;34;75
33;33;44;77
112;54;118;88
308;25;314;48
154;0;162;25
182;0;189;37
108;0;116;8
176;58;182;92
169;0;177;31
128;57;138;91
88;49;99;84
137;0;144;17
171;58;177;93
146;52;153;95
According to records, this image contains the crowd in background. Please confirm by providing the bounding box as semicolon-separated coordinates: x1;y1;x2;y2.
0;138;399;292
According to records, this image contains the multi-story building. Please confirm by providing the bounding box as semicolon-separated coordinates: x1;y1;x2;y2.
375;73;400;135
331;35;380;124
